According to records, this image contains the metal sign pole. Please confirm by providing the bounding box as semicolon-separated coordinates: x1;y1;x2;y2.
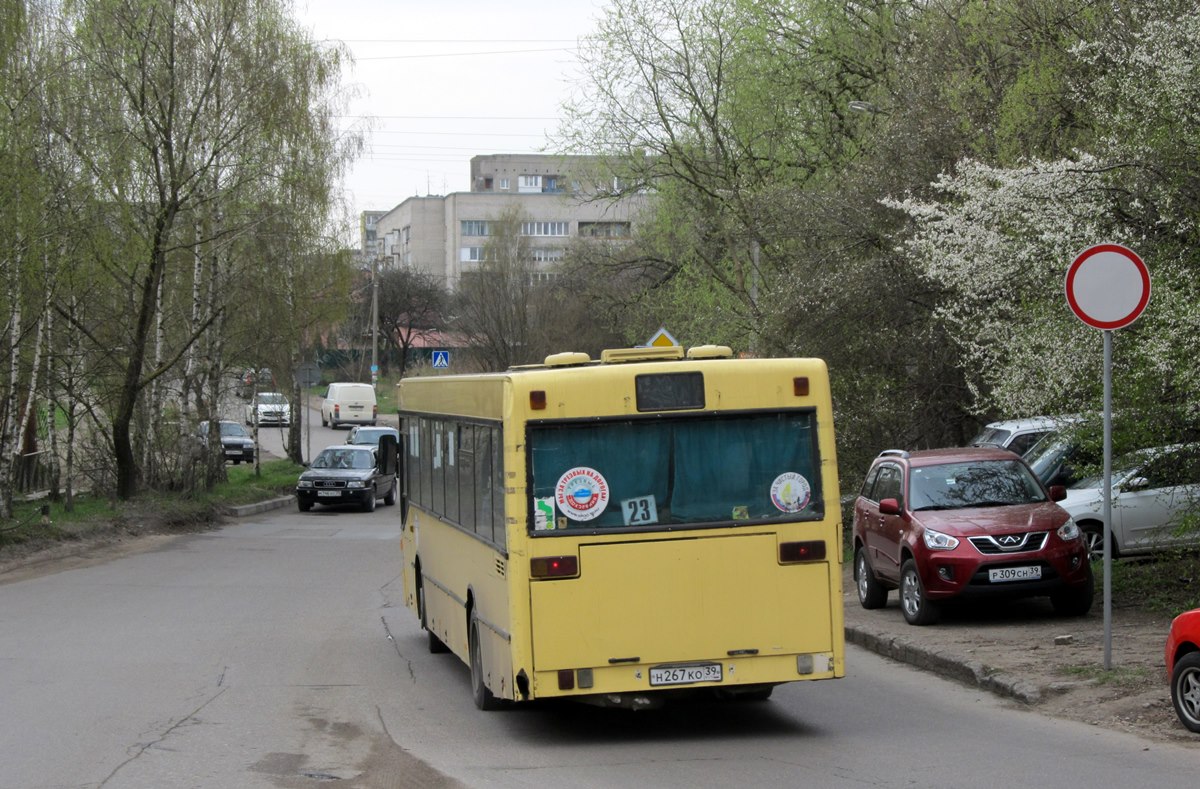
1064;243;1150;673
1102;330;1113;670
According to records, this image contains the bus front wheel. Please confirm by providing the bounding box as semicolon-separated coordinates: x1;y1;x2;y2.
470;609;502;711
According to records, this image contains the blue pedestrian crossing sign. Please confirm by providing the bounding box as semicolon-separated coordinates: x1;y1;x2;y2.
432;351;450;369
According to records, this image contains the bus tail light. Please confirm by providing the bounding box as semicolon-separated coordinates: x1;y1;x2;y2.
780;541;825;563
793;377;809;396
531;555;578;579
530;390;547;410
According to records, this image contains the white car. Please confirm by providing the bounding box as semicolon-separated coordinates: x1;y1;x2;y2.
245;392;290;426
968;415;1078;458
1061;444;1200;560
346;425;400;447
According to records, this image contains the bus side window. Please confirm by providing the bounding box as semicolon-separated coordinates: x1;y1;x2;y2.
459;426;476;534
492;427;505;549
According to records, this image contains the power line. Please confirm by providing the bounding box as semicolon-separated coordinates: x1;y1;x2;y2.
327;39;580;44
355;47;575;61
335;115;559;120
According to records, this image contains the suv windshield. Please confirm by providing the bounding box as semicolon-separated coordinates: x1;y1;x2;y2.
909;460;1047;511
528;411;821;531
219;422;247;437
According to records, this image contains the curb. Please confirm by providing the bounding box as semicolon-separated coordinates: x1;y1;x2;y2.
227;496;295;518
845;624;1044;704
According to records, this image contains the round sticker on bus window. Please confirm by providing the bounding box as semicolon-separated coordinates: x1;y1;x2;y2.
770;472;811;513
555;467;610;522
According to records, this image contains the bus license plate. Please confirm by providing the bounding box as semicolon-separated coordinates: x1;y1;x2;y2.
989;566;1041;583
649;663;722;687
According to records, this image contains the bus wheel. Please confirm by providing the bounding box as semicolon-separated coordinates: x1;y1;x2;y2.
418;579;449;654
470;609;502;710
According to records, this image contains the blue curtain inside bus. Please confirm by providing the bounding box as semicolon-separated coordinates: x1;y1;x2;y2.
528;411;821;530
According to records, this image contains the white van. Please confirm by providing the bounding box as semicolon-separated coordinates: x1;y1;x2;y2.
321;382;378;428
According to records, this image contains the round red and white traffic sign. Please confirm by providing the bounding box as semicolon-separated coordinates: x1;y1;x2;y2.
1065;244;1150;330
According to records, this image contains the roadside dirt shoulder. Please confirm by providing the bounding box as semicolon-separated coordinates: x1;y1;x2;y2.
841;564;1197;747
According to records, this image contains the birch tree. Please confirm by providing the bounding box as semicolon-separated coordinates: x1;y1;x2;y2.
45;0;354;498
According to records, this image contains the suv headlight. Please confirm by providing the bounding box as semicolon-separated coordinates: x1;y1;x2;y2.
297;480;313;488
1057;517;1081;542
923;528;959;551
345;480;366;489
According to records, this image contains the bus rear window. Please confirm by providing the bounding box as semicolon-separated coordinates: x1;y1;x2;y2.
634;372;705;411
527;410;821;532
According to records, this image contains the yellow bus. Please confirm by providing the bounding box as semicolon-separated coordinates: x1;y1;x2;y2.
398;344;844;709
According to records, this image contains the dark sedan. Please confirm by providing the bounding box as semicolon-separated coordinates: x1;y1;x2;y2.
197;420;255;464
296;440;397;513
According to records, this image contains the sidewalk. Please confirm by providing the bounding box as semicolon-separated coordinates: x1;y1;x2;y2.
838;562;1196;744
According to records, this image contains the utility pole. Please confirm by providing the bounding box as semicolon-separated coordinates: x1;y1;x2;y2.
370;256;380;390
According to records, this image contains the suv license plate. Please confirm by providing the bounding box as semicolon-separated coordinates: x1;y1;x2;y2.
317;490;341;497
989;566;1041;583
649;663;722;687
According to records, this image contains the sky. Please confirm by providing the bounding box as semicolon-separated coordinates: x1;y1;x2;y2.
293;0;608;222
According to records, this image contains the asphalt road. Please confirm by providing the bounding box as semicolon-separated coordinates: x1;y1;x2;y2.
241;400;371;465
0;507;1196;788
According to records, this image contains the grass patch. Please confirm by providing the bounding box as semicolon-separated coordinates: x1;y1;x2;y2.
1058;664;1153;686
1107;553;1200;616
1;458;302;556
215;459;304;504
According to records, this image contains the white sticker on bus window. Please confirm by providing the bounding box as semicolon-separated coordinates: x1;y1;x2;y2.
554;467;609;522
621;495;658;526
534;497;555;530
770;472;812;513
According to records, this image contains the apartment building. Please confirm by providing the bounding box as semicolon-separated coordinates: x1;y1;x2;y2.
370;154;645;289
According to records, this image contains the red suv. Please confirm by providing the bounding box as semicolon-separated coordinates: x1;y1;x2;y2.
851;447;1093;625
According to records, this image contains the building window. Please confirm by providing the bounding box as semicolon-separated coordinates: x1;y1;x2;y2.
499;178;509;191
578;221;632;238
518;175;542;192
520;221;569;237
461;220;490;237
461;246;485;262
531;248;565;263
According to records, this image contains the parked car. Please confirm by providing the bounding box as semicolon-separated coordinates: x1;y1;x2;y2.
1061;444;1200;561
851;446;1093;625
295;438;398;513
969;415;1076;458
321;382;377;428
236;367;274;399
197;420;255;464
1166;607;1200;734
245;392;290;426
346;425;399;447
1023;432;1101;488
